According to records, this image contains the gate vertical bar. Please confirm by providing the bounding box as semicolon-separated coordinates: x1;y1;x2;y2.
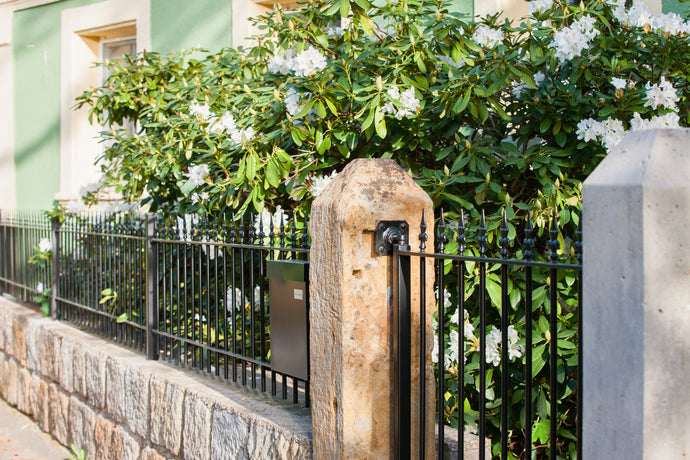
548;214;560;460
146;213;159;360
395;238;412;460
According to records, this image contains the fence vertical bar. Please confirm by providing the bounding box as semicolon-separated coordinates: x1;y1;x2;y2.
478;211;488;460
499;211;510;460
548;214;560;460
51;217;61;320
523;215;535;460
146;213;159;360
576;221;583;460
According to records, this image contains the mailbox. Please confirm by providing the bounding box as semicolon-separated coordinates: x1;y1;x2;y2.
267;259;309;381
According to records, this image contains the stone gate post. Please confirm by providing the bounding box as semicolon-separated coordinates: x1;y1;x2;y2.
583;128;690;459
309;158;435;459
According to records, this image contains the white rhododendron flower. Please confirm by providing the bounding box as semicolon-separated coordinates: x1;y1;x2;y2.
630;112;680;131
226;287;245;311
269;46;327;77
382;85;421;120
284;88;308;118
644;77;678;110
65;200;85;214
310;171;338;198
38;238;52;253
189;102;212;120
37;282;44;294
254;205;289;235
472;25;503;48
79;181;99;199
576;117;625;152
527;0;553;15
550;15;599;63
485;325;524;366
187;164;209;187
611;77;627;90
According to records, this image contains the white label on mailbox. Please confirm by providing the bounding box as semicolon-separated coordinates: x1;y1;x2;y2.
294;289;303;300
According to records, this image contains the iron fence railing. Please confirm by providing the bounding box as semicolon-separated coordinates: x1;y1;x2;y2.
0;209;310;406
394;210;582;460
0;210;53;303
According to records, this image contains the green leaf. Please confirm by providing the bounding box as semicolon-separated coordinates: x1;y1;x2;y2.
453;88;472;115
533;418;551;445
374;106;387;138
116;313;129;323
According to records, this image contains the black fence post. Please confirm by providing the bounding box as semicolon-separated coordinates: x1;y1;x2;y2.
51;217;62;320
394;240;412;460
146;213;159;360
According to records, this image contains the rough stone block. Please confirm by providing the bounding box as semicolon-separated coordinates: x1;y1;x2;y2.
105;357;127;424
25;319;40;372
124;364;151;438
181;393;212;460
85;347;106;409
38;325;57;381
140;447;168;460
0;303;14;356
121;428;141;460
7;357;18;406
210;409;250;459
34;376;50;431
12;315;27;365
73;341;87;398
16;367;33;416
0;352;8;400
94;415;120;460
57;335;74;392
69;396;97;460
0;307;6;351
49;383;71;445
150;375;185;456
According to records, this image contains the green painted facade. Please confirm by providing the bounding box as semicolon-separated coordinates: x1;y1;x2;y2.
13;0;105;209
12;0;234;209
150;0;233;54
663;0;688;15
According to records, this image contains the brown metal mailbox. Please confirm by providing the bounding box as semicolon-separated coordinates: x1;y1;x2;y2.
267;259;309;381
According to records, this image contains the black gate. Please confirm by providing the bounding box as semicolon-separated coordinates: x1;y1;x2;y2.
390;209;582;460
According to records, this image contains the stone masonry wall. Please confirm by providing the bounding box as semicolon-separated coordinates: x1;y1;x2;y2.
0;296;312;460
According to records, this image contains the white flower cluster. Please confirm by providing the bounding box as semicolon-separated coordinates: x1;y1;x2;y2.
253;205;289;236
527;0;553;15
472;25;503;49
66;200;85;214
485;325;524;367
576;118;626;152
550;15;599;63
611;77;628;90
189;102;212;120
187;164;209;187
190;103;255;146
644;77;678;110
37;282;45;294
382;85;421;120
630;112;680;131
310;171;338;198
225;286;263;314
284;88;315;119
268;46;327;77
611;2;690;35
191;191;209;204
38;238;52;253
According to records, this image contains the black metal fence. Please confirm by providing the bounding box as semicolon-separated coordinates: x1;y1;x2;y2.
394;210;582;460
0;210;53;303
0;209;310;406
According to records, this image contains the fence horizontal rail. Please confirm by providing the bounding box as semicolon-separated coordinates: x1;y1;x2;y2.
0;209;311;407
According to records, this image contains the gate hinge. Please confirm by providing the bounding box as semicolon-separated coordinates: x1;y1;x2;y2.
375;220;409;256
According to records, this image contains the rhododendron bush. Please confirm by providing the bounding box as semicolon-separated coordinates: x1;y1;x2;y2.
76;0;690;456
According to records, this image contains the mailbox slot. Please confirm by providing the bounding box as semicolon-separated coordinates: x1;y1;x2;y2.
267;259;309;381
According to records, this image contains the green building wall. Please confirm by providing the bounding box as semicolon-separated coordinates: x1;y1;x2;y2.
12;0;234;209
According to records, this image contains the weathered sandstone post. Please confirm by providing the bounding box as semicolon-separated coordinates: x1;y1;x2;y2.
309;158;435;459
583;128;690;459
